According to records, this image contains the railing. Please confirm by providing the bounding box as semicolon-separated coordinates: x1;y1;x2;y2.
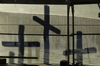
0;0;100;65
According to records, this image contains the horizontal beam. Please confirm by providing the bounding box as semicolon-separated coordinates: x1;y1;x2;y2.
74;33;100;35
0;33;70;36
70;0;100;4
0;0;100;4
0;0;66;4
2;42;40;47
0;33;100;36
0;56;38;59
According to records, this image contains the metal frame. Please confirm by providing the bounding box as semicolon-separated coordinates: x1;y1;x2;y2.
0;0;100;65
67;1;75;65
67;0;100;66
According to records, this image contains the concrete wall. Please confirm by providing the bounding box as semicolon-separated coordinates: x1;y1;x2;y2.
0;4;99;65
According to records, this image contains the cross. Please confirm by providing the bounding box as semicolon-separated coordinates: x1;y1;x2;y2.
63;31;97;64
2;25;40;64
33;5;61;64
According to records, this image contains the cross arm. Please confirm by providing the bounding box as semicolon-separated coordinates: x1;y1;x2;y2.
33;16;60;34
63;47;97;55
2;42;40;47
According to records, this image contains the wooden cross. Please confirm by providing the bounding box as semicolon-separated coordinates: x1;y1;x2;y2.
2;25;40;64
64;31;97;64
33;5;60;64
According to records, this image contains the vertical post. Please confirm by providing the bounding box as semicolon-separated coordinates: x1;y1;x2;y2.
77;31;82;64
18;25;24;64
44;5;50;64
67;3;70;66
71;5;74;66
28;42;32;64
9;51;14;63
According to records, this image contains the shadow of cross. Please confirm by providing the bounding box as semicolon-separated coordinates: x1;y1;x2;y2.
33;5;60;64
63;31;97;64
2;25;40;64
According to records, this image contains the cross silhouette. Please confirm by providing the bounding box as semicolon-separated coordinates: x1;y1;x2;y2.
2;5;60;64
63;31;97;64
33;5;61;64
2;25;40;64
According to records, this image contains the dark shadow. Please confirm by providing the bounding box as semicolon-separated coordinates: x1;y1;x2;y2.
63;31;97;64
2;25;40;64
22;64;39;66
33;5;60;64
18;25;24;64
0;0;66;4
9;51;15;63
43;5;50;64
98;4;100;9
33;17;60;34
2;42;40;47
23;65;38;66
98;4;100;18
98;13;100;18
2;41;40;64
76;31;82;63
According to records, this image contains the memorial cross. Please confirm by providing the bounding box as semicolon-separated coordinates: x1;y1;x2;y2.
33;5;60;64
64;31;97;64
2;25;40;63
